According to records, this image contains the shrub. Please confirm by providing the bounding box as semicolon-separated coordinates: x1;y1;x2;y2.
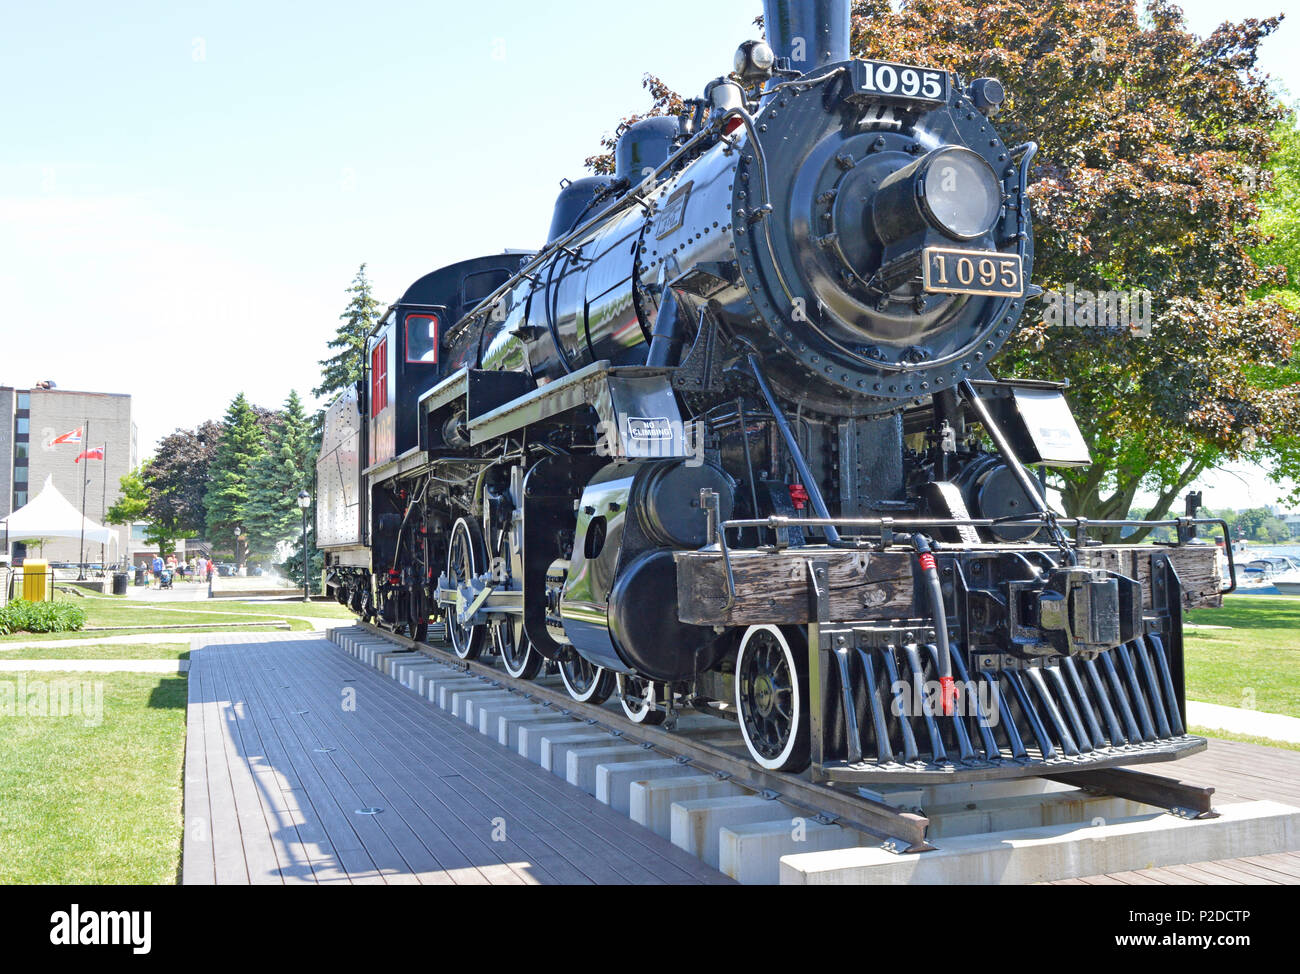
0;599;87;635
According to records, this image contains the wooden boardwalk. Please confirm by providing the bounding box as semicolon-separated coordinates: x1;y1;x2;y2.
182;633;731;885
1051;738;1300;885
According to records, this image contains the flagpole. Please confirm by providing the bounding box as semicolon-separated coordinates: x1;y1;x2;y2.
100;442;107;570
77;418;89;581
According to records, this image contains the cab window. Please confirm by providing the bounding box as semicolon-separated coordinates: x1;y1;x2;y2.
405;313;439;363
370;339;388;416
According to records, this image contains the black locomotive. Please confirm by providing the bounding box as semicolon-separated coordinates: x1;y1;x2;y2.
318;0;1226;783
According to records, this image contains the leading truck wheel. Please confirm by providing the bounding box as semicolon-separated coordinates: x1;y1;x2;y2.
617;673;666;725
446;517;486;660
735;625;811;773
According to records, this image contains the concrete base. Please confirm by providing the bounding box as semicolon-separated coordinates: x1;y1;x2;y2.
499;714;575;752
566;745;654;795
477;701;549;737
722;819;866;885
434;678;487;709
780;800;1300;885
632;778;747;841
927;791;1145;839
539;730;620;773
462;695;528;730
596;759;701;815
449;687;508;719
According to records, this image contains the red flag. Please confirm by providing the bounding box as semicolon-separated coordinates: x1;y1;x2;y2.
51;427;83;445
74;446;104;463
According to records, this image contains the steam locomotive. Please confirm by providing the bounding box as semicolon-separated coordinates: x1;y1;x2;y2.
317;0;1225;782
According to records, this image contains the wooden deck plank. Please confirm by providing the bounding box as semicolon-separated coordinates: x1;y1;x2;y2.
205;647;285;885
184;632;726;885
197;649;251;885
180;662;215;885
195;638;389;884
218;639;436;885
289;637;714;884
208;643;336;885
238;640;511;886
309;638;728;884
271;652;574;886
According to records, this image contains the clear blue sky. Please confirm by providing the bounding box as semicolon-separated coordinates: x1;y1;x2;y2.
1;0;1295;508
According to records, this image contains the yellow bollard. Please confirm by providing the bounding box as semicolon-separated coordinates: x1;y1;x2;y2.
22;559;49;602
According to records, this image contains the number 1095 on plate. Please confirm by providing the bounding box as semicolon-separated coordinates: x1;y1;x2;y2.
922;247;1024;297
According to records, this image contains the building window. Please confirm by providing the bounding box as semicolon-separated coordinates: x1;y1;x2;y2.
14;443;27;459
406;313;439;363
370;338;388;417
15;392;29;410
13;466;26;486
13;491;26;508
15;417;27;436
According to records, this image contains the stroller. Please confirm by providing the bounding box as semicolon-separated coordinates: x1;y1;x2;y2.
159;568;174;590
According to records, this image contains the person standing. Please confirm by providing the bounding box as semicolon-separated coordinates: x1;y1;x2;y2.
151;553;164;589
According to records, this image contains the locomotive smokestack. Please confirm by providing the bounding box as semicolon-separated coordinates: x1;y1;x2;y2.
763;0;850;73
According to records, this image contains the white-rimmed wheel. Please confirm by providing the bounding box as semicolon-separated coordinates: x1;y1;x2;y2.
558;654;615;704
446;517;486;660
491;529;540;679
616;673;665;725
495;622;541;679
735;624;810;773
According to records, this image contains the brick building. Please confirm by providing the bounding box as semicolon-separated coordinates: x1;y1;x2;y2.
2;383;138;565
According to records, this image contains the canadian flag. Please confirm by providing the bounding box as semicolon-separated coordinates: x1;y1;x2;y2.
74;446;104;463
51;427;82;445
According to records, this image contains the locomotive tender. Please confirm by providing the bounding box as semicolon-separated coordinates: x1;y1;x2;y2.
317;0;1227;783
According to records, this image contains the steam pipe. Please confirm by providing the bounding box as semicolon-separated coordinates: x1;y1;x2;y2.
747;352;841;543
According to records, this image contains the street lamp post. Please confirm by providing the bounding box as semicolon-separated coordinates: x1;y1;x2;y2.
232;525;242;575
296;489;311;602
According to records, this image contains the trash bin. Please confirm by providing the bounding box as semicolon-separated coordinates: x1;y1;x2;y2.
22;559;49;601
134;567;146;587
112;571;129;596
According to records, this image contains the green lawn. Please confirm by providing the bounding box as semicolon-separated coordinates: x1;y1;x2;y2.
1;642;190;661
1184;594;1300;716
0;596;356;643
1190;725;1300;753
0;670;186;883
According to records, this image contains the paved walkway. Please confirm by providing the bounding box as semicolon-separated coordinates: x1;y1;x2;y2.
1187;700;1300;744
0;659;188;672
183;631;729;885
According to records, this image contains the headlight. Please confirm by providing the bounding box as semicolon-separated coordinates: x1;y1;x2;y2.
873;146;1003;244
917;147;1003;239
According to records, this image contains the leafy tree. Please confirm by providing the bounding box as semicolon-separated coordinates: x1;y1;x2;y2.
1255;110;1300;312
106;466;186;557
847;0;1300;538
204;393;269;568
104;468;149;526
146;421;220;538
243;391;317;559
315;264;384;402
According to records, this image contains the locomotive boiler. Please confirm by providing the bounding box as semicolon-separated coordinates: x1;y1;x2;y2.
317;0;1228;782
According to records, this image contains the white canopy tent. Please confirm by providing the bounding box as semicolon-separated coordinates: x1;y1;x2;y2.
0;476;116;549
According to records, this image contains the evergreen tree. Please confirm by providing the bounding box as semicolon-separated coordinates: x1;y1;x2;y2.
314;264;384;401
204;393;268;567
243;391;317;559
